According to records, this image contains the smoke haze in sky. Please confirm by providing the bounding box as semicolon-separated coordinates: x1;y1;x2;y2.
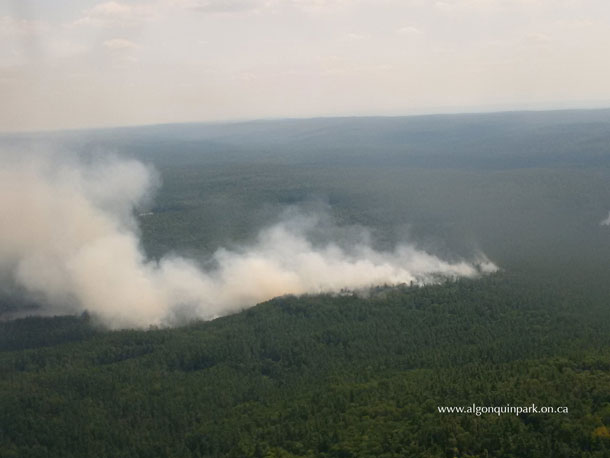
2;0;610;131
0;154;497;328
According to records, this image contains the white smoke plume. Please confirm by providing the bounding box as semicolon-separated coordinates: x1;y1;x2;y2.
0;154;497;328
601;211;610;226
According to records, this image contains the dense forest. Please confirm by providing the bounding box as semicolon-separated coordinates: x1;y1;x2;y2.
2;272;610;457
2;110;610;456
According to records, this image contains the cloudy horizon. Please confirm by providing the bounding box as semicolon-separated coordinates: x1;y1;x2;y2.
2;0;610;132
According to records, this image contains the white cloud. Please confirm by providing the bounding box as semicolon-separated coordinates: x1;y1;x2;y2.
342;32;369;41
74;2;156;28
103;38;138;50
0;16;47;37
0;16;84;65
523;32;552;45
3;0;610;131
396;25;422;36
434;0;505;12
287;0;355;14
433;0;581;14
170;0;354;14
174;0;264;13
554;19;594;29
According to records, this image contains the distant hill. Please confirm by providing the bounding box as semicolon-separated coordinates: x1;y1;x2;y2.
3;108;610;168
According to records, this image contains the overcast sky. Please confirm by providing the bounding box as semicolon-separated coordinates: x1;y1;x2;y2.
1;0;609;132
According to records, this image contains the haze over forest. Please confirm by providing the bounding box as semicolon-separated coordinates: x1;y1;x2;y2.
2;109;610;326
2;110;610;457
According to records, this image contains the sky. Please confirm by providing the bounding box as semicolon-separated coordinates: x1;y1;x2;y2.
1;0;610;132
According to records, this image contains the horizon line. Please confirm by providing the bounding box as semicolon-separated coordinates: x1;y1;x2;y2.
2;104;610;137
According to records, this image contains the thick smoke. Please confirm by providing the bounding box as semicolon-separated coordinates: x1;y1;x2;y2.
0;155;497;328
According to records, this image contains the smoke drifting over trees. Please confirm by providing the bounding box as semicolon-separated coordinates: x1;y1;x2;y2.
0;154;496;328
